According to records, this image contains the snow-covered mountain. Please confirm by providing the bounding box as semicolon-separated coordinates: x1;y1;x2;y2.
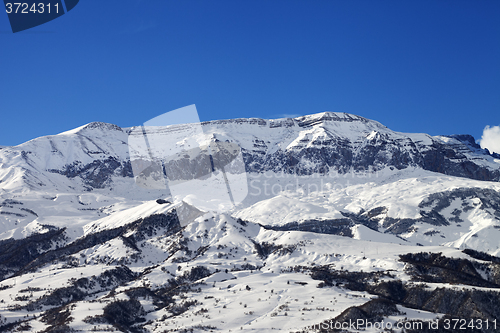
1;112;500;332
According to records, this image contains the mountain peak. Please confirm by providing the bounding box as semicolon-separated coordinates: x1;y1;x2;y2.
82;122;123;132
202;112;387;132
294;111;384;128
296;111;363;121
58;122;123;136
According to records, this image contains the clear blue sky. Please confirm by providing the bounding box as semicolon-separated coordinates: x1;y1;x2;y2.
1;0;499;146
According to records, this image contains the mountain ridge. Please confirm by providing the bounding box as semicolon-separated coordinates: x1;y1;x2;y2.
1;112;500;332
2;112;498;194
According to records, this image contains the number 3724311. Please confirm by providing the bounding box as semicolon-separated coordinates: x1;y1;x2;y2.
5;3;60;14
443;319;497;330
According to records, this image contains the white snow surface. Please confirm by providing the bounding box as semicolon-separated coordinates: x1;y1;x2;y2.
0;113;500;332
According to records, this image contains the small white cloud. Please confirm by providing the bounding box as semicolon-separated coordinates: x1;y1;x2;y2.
479;125;500;154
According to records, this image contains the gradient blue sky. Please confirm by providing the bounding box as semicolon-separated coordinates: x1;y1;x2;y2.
1;0;499;147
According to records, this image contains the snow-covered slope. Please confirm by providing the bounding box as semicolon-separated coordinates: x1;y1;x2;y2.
1;112;499;194
1;112;498;239
1;112;500;332
236;168;500;255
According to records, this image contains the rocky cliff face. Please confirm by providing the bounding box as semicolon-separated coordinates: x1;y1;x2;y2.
230;113;500;182
1;113;498;195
